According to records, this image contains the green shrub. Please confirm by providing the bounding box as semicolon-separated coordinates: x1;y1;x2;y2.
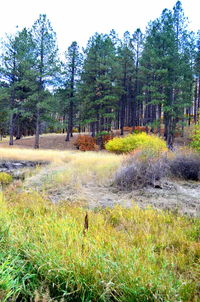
95;131;110;138
0;172;13;185
190;126;200;152
105;132;167;154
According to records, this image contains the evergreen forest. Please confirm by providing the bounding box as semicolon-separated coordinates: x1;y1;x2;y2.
0;1;199;149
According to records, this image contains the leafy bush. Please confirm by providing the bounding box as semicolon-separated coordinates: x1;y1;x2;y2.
72;127;79;133
95;131;110;137
74;135;99;151
0;172;12;185
105;132;167;154
190;126;200;152
115;150;168;189
133;126;149;134
169;151;200;180
123;126;133;133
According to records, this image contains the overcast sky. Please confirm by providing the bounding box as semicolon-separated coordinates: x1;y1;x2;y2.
0;0;199;54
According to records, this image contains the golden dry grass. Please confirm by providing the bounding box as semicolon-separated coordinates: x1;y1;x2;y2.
0;147;75;162
0;147;122;165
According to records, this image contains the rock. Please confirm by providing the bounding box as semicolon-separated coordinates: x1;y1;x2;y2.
0;160;47;179
12;163;23;167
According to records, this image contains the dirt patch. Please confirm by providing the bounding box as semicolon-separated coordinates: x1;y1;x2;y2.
25;166;200;216
71;181;200;217
132;181;200;217
0;134;78;150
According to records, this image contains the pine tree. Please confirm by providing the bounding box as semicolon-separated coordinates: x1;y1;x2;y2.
31;14;59;148
79;33;117;136
0;28;36;145
140;2;194;148
130;28;144;127
0;82;9;139
63;41;82;141
194;31;200;123
116;31;135;134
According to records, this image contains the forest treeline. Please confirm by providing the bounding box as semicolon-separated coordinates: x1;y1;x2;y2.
0;1;200;148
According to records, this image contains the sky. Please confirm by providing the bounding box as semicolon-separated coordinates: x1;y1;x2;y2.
0;0;199;54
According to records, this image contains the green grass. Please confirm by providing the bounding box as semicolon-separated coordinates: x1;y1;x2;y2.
0;148;199;301
0;191;199;301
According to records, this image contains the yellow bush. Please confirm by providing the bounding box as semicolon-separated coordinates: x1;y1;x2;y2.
105;132;167;154
190;126;200;152
0;172;13;185
72;127;79;133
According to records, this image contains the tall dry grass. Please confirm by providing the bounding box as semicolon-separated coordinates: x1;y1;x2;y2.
17;149;123;194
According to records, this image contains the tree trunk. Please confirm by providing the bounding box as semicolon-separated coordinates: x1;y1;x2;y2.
66;100;73;141
34;108;40;149
9;84;16;146
9;112;14;146
194;79;198;124
91;122;95;137
120;96;125;135
198;78;200;123
16;123;21;140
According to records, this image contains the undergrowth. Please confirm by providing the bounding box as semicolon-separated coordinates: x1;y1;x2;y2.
0;192;199;301
190;126;200;152
105;132;167;154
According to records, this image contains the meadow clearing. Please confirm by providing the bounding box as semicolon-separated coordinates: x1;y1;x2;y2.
0;144;199;301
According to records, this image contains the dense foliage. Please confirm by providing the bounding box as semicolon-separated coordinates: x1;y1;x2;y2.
0;172;12;185
105;132;167;154
190;126;200;152
74;134;98;151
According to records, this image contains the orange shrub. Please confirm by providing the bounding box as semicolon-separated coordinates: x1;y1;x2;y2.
113;130;121;137
74;135;99;151
123;126;133;133
133;126;149;133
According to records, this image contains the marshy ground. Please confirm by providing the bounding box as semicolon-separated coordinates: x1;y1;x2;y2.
1;146;199;217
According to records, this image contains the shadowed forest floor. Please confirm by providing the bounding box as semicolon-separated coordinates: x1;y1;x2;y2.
0;133;78;150
0;132;190;150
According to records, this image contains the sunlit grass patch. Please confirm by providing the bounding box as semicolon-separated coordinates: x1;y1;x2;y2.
22;151;122;193
0;147;77;163
0;147;122;165
0;192;199;301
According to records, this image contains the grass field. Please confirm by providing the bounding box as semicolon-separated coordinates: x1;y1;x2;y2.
0;147;199;301
0;192;200;301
